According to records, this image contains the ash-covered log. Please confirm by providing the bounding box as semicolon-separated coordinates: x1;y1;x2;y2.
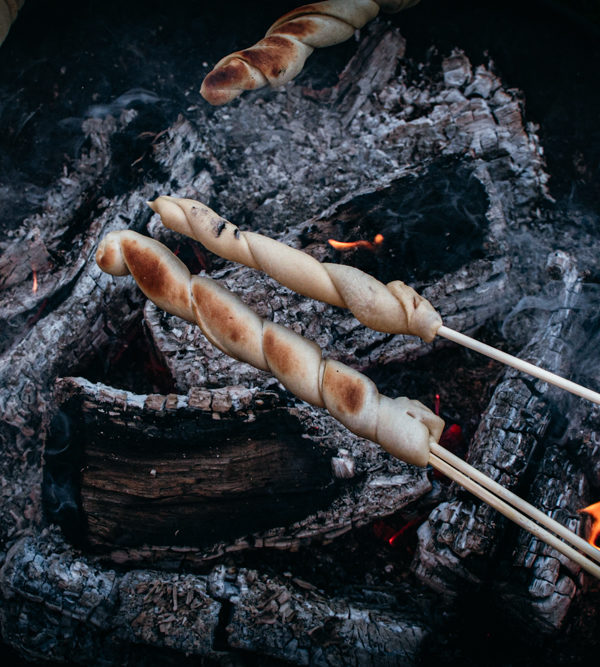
1;530;436;664
47;376;430;560
414;251;599;628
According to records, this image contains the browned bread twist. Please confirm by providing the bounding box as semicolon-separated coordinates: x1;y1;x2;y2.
201;0;421;105
148;196;443;342
96;229;444;466
0;0;24;45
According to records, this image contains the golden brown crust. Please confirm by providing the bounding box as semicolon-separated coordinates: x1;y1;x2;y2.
270;17;319;40
237;36;301;82
322;362;367;417
191;276;268;371
96;231;193;323
97;229;442;467
263;322;324;407
200;0;421;105
263;326;298;377
191;279;246;347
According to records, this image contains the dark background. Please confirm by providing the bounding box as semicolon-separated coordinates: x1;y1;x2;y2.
0;0;599;225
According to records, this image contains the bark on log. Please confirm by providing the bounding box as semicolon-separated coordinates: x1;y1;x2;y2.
0;531;222;664
503;445;588;631
1;530;432;665
49;375;431;563
223;566;428;665
0;109;191;546
413;252;596;628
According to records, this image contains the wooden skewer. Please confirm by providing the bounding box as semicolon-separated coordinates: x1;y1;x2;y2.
428;447;600;580
437;326;600;406
430;442;600;566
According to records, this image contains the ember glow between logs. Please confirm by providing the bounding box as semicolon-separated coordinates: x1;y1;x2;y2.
580;502;600;549
432;392;463;475
328;233;384;252
372;518;420;548
31;269;38;293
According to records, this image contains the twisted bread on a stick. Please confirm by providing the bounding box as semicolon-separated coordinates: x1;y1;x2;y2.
201;0;421;105
148;196;442;342
96;230;444;466
148;197;600;408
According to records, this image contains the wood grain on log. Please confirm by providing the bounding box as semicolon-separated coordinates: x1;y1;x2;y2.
49;376;431;561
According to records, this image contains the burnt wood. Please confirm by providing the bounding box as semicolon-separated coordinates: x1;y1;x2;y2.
49;376;431;562
414;253;596;629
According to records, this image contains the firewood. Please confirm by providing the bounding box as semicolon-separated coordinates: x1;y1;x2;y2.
415;253;598;603
52;375;431;555
1;4;595;657
96;230;600;579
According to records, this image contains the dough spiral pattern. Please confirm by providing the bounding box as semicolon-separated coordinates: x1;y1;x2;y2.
149;196;442;342
201;0;421;105
96;229;444;466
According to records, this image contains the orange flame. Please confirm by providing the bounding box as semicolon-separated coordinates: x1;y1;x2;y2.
580;501;600;549
32;270;38;293
388;519;420;546
328;233;384;251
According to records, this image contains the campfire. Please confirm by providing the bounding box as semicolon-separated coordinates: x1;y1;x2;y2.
1;0;599;664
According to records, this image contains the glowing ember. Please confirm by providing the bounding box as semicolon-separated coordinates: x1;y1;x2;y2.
388;519;420;546
372;518;420;548
32;270;38;293
579;501;600;549
328;233;384;251
432;393;463;452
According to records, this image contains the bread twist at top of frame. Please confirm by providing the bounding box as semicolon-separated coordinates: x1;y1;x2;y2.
148;196;443;343
0;0;25;45
201;0;421;105
96;230;444;466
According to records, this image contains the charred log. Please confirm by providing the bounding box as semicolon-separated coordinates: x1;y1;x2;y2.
1;530;433;665
47;375;431;563
413;252;596;628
